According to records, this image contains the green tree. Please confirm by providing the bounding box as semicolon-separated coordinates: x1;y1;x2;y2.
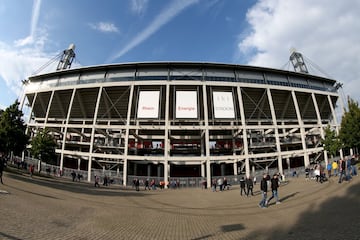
0;100;29;156
30;128;57;164
322;125;342;161
339;97;360;151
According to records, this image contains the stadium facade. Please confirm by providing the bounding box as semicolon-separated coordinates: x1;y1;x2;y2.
23;62;341;187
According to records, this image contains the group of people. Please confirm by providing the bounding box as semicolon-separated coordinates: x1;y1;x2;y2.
239;176;255;196
71;171;83;182
211;177;231;191
259;173;281;208
305;155;358;184
93;175;113;187
133;178;159;191
336;156;358;183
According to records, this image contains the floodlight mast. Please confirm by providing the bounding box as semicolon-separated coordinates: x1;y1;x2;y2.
56;43;76;71
289;48;309;74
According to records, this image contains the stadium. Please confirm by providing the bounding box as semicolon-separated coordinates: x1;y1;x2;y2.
22;50;342;187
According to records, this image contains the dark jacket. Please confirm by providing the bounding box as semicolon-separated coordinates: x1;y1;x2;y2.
270;177;279;190
260;177;267;192
240;178;246;188
246;178;253;188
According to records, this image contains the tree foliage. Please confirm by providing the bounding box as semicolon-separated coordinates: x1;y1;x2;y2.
0;100;29;156
339;97;360;149
30;128;57;164
322;125;342;158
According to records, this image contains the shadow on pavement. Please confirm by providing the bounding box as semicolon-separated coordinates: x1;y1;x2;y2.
245;180;360;240
5;170;147;197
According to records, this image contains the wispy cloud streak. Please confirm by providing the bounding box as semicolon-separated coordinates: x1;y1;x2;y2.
131;0;149;15
15;0;42;46
108;0;198;62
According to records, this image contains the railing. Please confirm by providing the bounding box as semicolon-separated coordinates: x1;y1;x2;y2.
10;156;308;188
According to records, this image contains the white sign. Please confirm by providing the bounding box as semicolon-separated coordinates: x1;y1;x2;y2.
137;91;160;118
213;91;235;118
176;91;198;118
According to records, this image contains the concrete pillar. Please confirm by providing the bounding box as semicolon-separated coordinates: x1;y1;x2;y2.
201;162;205;177
147;164;152;177
134;162;138;176
237;86;250;178
157;164;162;177
233;161;237;175
286;157;291;174
221;163;226;176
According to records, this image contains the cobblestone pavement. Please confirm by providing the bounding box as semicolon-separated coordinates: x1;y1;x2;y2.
0;169;359;240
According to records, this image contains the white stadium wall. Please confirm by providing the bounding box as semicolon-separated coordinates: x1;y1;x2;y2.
23;62;341;187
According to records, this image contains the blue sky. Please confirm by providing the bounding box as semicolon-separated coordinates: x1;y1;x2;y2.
0;0;359;110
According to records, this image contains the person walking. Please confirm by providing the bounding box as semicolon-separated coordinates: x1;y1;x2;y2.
327;162;332;178
71;171;76;182
29;164;34;178
246;176;254;196
144;179;150;190
332;161;338;177
135;178;140;191
239;177;246;196
212;179;217;192
338;159;346;183
266;174;281;206
94;175;100;187
0;157;4;184
258;174;268;208
351;155;358;176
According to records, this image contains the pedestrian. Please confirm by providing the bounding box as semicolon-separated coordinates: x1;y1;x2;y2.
103;175;108;186
305;166;310;179
150;179;156;190
0;157;4;184
246;176;254;196
94;175;100;187
29;164;34;177
212;179;217;192
266;174;281;206
77;173;82;182
338;159;346;183
145;179;150;190
346;156;352;179
223;177;228;190
326;162;332;178
239;177;246;196
71;170;76;182
332;161;338;177
351;155;358;176
217;177;224;191
135;178;140;191
258;174;268;208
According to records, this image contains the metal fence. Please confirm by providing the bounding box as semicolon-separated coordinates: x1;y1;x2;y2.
10;156;307;188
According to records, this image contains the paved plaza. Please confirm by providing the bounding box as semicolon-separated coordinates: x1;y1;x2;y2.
0;169;359;240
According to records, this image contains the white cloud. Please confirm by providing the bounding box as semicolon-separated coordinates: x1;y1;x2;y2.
0;0;56;107
108;0;198;62
15;0;42;47
0;41;55;95
89;22;119;33
131;0;149;15
237;0;360;104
